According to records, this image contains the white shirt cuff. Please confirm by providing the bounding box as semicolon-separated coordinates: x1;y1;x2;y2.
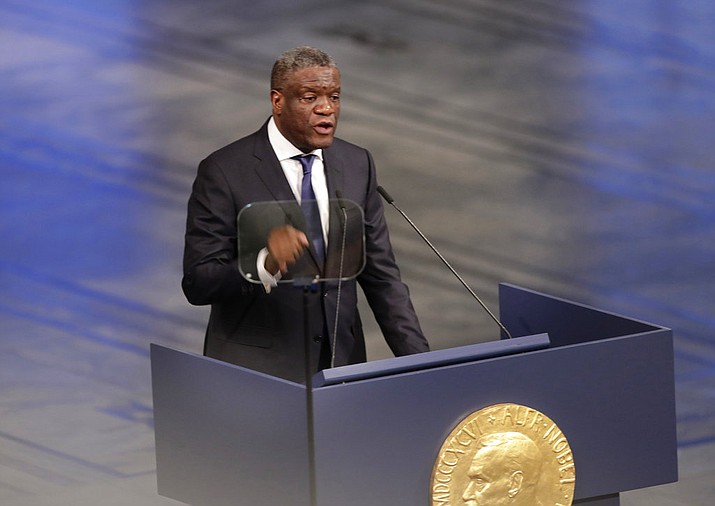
256;247;281;293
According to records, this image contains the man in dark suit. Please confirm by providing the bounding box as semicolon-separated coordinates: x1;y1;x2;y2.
182;46;429;383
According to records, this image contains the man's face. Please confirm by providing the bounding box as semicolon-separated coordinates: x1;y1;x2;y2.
462;447;513;506
271;66;341;153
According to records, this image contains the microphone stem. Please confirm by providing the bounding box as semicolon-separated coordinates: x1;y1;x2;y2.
330;204;348;368
387;199;513;339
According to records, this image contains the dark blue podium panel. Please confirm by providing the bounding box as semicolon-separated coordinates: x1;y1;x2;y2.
151;346;311;506
311;326;676;505
498;283;660;345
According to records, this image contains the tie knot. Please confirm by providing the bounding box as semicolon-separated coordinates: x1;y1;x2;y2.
293;154;316;175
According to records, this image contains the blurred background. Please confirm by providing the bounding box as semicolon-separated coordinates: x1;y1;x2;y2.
1;0;713;504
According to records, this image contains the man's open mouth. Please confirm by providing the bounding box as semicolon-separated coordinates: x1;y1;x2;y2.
314;121;334;134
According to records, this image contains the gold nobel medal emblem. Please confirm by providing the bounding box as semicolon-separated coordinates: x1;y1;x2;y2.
431;403;576;506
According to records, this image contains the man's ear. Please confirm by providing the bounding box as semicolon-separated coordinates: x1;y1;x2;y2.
270;90;283;114
507;471;523;498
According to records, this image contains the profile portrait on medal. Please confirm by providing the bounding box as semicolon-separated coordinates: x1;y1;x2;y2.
461;431;544;506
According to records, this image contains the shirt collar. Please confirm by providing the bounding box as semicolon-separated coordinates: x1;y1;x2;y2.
268;117;323;162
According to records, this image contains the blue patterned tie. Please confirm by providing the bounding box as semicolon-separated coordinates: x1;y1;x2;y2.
294;154;325;266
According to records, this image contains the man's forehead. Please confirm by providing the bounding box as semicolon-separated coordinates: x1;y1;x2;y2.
291;67;340;86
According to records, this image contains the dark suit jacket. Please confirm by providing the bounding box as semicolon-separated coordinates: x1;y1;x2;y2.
182;120;429;383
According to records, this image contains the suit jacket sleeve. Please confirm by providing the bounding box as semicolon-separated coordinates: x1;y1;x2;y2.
357;151;430;356
182;154;250;305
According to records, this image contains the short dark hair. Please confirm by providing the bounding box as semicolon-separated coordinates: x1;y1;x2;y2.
271;46;337;91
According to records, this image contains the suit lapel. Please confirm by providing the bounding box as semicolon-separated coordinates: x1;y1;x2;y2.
323;147;347;277
252;123;295;202
323;146;345;204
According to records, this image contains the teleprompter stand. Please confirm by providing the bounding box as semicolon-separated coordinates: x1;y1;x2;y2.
151;283;677;506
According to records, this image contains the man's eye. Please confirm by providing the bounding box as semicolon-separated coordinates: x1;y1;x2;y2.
301;96;317;102
330;94;340;101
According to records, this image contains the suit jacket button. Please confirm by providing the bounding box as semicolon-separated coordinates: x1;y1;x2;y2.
313;335;323;343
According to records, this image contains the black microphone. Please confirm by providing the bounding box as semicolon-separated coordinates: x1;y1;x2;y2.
377;185;514;339
330;190;350;367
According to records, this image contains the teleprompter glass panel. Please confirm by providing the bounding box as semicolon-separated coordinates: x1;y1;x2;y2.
237;199;365;284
